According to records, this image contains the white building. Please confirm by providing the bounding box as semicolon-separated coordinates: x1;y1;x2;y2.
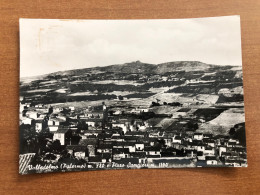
194;133;203;140
135;143;144;151
26;111;38;119
53;128;70;145
112;123;128;134
35;121;43;133
21;117;33;125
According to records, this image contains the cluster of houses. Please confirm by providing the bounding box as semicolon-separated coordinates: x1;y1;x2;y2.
19;100;247;171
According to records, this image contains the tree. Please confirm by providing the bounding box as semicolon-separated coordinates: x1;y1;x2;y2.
77;121;88;131
229;127;236;136
186;122;198;131
118;95;123;100
20;124;36;153
151;101;160;107
49;140;62;153
20;124;35;140
44;153;57;161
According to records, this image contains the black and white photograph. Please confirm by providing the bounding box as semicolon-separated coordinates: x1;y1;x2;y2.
19;16;247;175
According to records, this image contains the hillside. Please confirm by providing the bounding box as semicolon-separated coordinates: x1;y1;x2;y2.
20;60;243;110
26;60;238;78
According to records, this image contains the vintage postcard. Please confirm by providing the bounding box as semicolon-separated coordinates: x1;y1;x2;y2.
19;16;247;174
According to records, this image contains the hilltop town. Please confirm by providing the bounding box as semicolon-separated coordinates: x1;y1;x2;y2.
19;61;247;174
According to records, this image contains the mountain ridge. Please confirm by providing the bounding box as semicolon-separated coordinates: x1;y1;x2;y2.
21;60;239;80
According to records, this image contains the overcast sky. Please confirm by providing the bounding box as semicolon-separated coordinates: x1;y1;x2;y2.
20;16;242;78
